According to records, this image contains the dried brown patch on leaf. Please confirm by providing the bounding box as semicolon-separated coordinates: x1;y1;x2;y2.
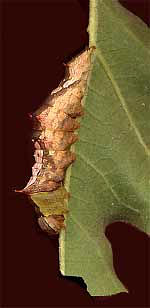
16;47;94;233
16;179;60;194
38;215;65;234
40;131;78;151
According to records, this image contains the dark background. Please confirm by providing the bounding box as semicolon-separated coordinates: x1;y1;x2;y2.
1;0;150;307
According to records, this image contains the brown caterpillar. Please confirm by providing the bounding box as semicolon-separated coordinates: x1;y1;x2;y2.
16;47;94;234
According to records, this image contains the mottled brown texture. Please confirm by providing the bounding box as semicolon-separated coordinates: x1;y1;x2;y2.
45;215;65;232
52;150;76;169
50;80;86;117
37;214;65;235
37;110;80;131
17;179;60;194
16;48;93;232
41;131;78;151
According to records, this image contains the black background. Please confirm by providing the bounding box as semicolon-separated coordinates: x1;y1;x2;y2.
1;0;150;307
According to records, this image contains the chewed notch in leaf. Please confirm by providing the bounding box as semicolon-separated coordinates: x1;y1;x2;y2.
16;47;94;233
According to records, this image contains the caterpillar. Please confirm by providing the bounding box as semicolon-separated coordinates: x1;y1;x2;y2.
16;47;94;234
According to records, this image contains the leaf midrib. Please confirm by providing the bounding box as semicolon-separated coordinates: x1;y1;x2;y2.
95;51;149;157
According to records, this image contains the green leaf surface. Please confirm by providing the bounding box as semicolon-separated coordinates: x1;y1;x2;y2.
59;0;150;296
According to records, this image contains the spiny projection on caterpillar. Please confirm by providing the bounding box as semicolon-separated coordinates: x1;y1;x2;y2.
16;47;95;234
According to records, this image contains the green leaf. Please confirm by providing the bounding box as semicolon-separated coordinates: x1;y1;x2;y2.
59;0;150;296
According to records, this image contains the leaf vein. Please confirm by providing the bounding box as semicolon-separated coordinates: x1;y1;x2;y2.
77;151;121;203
